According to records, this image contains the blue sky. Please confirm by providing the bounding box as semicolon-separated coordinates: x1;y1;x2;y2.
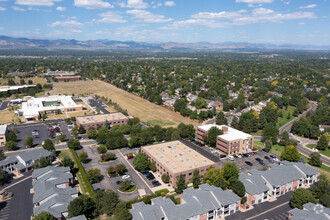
0;0;329;45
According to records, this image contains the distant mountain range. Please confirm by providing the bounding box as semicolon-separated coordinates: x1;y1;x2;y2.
0;35;329;51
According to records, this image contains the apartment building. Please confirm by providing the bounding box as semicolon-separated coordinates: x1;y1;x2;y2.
130;184;240;220
0;124;7;146
32;166;78;220
196;124;253;155
288;203;330;220
141;141;216;186
76;113;129;131
17;95;83;121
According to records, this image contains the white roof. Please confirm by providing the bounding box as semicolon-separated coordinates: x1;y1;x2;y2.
20;95;82;118
198;124;252;141
0;124;7;135
0;85;36;92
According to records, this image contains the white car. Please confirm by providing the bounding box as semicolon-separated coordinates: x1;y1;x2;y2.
272;157;279;162
237;154;243;158
121;175;130;180
227;156;235;161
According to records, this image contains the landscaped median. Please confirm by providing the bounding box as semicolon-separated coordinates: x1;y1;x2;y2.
70;148;95;196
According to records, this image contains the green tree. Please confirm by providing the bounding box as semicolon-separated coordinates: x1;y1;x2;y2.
5;140;17;151
320;193;330;208
221;162;239;186
67;139;80;150
87;129;98;139
149;161;156;172
309;152;322;167
216;111;227;125
93;190;120;216
79;152;88;163
87;168;102;183
128;136;142;148
231;116;238;129
204;167;227;190
114;202;132;220
316;135;328;151
24;136;34;148
162;174;170;183
262;124;279;144
7;131;17;142
58;134;67;142
192;169;200;188
231;180;246;197
33;157;51;169
174;98;188;112
101;153;116;162
97;145;107;154
43;139;54;152
177;123;195;140
120;180;132;191
310;174;330;200
0;168;5;185
115;164;126;175
264;139;272;152
279;132;290;146
78;125;86;134
133;152;150;171
61;156;74;170
68;195;96;219
290;188;317;209
107;166;116;175
0;150;6;160
175;174;187;194
280;145;301;162
71;126;79;139
35;212;54;220
203;126;223;147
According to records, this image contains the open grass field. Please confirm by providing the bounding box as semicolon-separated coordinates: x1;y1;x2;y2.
0;77;47;86
270;144;285;156
51;80;200;127
306;143;330;157
277;106;296;128
0;109;20;124
253;140;264;151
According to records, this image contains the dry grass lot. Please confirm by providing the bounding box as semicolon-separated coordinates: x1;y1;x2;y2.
0;77;47;85
0;109;20;124
52;80;200;127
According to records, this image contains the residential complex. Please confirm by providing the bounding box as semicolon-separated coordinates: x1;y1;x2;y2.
46;70;81;82
130;183;240;220
0;124;7;146
0;148;53;175
288;203;330;220
141;140;216;186
32;166;78;219
76;113;129;131
196;124;253;155
17;95;83;121
239;161;319;209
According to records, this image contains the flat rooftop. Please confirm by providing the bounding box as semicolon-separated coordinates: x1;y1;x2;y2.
142;140;216;174
0;124;7;135
76;113;128;124
0;84;36;92
198;124;252;141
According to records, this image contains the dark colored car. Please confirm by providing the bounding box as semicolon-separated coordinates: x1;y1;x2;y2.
152;180;161;186
146;173;155;180
243;153;249;158
259;160;265;165
141;170;149;175
269;155;276;159
245;161;253;166
255;158;261;161
219;154;226;158
116;180;122;185
264;156;272;162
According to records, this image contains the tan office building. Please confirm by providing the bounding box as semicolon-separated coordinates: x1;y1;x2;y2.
0;125;7;146
76;113;129;131
141;140;216;186
196;125;253;155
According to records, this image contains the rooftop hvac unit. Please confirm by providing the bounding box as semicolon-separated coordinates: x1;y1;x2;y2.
183;147;186;149
179;153;183;156
160;155;163;158
165;160;169;163
203;159;206;162
194;163;198;167
186;158;189;161
156;152;158;155
173;166;176;169
148;147;152;149
180;159;183;162
188;149;191;152
195;154;198;157
189;165;192;168
174;155;177;157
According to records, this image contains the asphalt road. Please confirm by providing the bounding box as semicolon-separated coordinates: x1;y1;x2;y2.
0;101;9;111
0;173;33;220
227;191;293;220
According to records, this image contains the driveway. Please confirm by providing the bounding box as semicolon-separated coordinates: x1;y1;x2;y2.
88;99;110;114
0;101;9;111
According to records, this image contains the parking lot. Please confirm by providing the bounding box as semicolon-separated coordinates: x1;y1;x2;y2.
77;145;152;201
88;98;109;114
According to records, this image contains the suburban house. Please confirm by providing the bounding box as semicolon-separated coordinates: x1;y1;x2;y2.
196;124;253;155
141;141;216;186
16;95;83;121
288;203;330;220
0;124;7;146
76;113;129;131
32;166;78;220
0;148;53;175
130;184;240;220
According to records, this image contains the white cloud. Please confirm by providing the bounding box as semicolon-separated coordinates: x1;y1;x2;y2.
126;0;149;9
127;9;172;23
0;7;6;11
164;1;175;7
12;6;26;11
56;6;66;11
49;19;84;28
15;0;62;6
236;0;273;3
165;8;316;29
299;22;305;25
74;0;114;9
92;11;127;23
299;4;317;9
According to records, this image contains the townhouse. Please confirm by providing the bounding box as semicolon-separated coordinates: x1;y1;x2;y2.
288;203;330;220
32;166;78;220
0;124;7;146
130;183;240;220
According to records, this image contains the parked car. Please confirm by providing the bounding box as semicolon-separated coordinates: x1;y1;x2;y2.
264;156;272;162
219;154;226;158
245;161;253;166
116;180;122;185
122;175;130;180
146;173;155;180
227;156;235;161
255;158;261;161
237;154;243;158
141;170;149;175
259;160;265;165
152;180;161;186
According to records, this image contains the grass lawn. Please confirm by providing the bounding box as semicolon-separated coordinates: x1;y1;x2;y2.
0;77;47;86
146;120;176;127
118;184;137;193
253;140;264;151
276;106;296;128
300;155;330;180
306;144;330;157
270;144;285;156
0;109;21;124
250;130;263;136
51;80;200;127
58;149;70;160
